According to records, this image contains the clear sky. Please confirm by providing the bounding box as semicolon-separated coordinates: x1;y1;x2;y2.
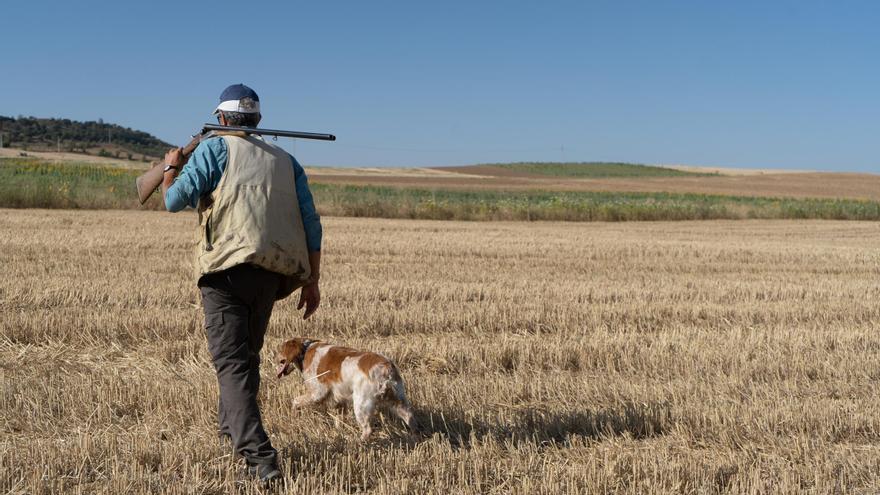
1;1;878;171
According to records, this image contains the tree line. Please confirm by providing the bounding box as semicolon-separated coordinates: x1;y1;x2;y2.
0;115;173;158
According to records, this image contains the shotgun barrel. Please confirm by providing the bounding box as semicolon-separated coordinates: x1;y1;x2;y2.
200;124;336;142
135;124;336;205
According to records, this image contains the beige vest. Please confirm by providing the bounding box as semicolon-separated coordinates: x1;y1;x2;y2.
195;134;311;290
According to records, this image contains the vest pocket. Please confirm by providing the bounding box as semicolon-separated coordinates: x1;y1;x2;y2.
204;211;214;251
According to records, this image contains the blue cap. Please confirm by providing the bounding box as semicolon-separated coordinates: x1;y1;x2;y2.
213;84;260;115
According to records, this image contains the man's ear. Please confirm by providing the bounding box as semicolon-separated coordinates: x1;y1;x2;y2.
218;112;227;126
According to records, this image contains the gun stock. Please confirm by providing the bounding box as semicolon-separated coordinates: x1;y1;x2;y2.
135;135;202;205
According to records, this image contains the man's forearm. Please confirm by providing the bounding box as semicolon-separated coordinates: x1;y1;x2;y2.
308;251;321;283
161;169;179;208
161;148;186;211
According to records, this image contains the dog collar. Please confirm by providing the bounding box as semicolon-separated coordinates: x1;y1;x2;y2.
295;339;315;370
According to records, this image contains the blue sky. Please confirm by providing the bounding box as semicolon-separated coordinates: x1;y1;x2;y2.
1;1;878;171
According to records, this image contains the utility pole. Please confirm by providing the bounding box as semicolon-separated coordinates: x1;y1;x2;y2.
57;136;61;153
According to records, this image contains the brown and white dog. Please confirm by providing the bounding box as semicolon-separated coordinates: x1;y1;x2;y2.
276;338;416;440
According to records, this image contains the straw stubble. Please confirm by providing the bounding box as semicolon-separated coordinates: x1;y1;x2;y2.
2;209;879;493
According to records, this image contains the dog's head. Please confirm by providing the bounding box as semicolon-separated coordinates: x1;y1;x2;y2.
276;338;315;379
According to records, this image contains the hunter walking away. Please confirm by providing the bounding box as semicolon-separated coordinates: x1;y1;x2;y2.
161;84;327;483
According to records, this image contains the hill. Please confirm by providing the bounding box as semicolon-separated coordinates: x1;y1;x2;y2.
0;116;172;160
436;161;712;178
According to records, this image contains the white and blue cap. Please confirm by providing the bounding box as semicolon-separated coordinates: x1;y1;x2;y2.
212;83;260;115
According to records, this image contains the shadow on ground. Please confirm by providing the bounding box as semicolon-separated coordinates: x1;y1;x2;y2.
282;399;673;469
410;400;673;448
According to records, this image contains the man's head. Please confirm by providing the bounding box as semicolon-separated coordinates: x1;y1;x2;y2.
213;83;261;127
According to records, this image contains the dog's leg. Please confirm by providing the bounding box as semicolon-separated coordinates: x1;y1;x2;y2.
292;385;328;410
353;391;376;441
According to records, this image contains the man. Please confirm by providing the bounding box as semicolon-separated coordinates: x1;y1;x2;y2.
161;83;322;483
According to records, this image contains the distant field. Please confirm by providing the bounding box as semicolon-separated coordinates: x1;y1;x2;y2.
4;146;879;201
312;184;880;221
310;166;880;202
3;158;880;221
4;149;880;202
437;162;712;178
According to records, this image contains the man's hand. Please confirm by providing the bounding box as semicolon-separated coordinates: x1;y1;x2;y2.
164;147;185;167
297;281;320;320
160;148;185;209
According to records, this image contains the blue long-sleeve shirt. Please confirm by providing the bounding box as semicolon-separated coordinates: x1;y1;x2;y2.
164;136;322;252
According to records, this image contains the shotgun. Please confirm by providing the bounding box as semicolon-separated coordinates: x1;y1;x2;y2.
135;124;336;205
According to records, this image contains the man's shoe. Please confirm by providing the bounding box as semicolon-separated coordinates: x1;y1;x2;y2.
247;462;282;484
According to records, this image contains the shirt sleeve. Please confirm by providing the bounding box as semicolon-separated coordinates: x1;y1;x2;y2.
164;137;227;212
291;155;323;252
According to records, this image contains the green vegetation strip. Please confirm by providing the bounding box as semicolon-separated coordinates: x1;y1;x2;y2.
313;184;880;221
2;158;878;221
485;161;713;178
0;158;152;209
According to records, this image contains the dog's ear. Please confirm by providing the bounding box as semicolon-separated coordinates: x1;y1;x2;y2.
282;338;310;371
291;339;306;371
276;339;303;378
279;338;297;353
284;338;303;354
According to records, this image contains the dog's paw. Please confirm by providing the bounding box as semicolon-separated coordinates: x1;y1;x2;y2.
360;427;373;442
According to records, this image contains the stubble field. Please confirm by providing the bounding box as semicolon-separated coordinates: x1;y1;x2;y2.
2;209;880;493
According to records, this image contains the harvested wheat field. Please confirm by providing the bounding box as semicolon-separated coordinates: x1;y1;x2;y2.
3;209;880;494
310;167;880;201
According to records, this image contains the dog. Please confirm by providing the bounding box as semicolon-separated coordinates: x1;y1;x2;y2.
276;338;416;440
